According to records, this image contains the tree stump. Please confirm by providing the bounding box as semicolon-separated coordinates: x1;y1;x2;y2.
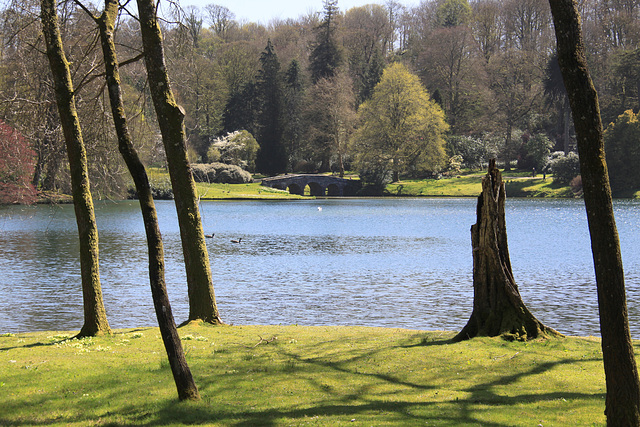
454;160;560;342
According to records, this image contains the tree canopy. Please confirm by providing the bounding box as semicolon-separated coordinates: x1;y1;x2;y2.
352;62;448;182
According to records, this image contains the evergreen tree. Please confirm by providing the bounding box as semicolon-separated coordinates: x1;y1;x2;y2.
309;0;343;84
255;40;287;175
283;59;305;171
222;82;259;137
359;47;384;105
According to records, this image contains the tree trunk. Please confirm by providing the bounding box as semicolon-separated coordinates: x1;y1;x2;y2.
548;1;640;424
41;0;110;337
563;97;571;154
94;0;199;400
136;0;222;324
454;160;560;342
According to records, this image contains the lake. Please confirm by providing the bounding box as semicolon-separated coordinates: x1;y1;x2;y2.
1;198;639;337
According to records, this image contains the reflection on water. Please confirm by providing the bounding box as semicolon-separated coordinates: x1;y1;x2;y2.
1;198;639;337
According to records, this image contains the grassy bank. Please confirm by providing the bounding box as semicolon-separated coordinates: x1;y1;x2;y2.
145;168;576;200
386;173;575;198
0;324;612;425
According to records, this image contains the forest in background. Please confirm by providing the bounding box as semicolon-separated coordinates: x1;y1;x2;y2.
1;0;640;202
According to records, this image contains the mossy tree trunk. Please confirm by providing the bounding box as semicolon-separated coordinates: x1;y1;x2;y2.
41;0;110;337
136;0;221;324
454;160;559;342
87;0;199;400
549;1;640;424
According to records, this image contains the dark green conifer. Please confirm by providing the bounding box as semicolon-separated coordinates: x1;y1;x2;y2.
255;39;287;175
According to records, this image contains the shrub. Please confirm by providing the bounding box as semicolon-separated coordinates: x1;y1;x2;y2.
358;166;392;195
207;130;259;172
604;110;640;194
517;133;553;171
127;182;174;200
192;162;252;184
446;135;498;169
548;151;580;185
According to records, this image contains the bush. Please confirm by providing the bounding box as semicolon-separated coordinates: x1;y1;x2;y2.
517;133;553;171
604;110;640;194
446;135;498;169
548;151;580;185
127;182;174;200
207;130;259;172
191;162;252;184
358;166;392;195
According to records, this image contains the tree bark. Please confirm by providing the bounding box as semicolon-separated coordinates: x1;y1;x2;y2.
136;0;222;324
454;160;560;342
548;1;640;424
40;0;110;337
92;0;199;400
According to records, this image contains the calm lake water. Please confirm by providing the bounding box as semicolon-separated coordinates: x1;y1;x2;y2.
1;198;639;337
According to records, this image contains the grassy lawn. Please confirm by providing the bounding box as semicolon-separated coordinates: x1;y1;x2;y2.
146;168;305;200
145;168;577;200
0;324;613;426
195;182;306;200
386;173;575;198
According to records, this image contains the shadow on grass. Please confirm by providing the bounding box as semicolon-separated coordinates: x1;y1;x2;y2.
154;354;601;427
0;332;605;426
504;178;572;197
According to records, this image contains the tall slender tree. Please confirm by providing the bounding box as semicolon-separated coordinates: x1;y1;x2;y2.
282;59;304;171
255;39;286;175
75;0;199;400
136;0;222;324
309;0;343;84
41;0;110;337
549;1;640;424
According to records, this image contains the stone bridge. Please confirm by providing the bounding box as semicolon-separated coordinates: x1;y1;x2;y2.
261;174;361;196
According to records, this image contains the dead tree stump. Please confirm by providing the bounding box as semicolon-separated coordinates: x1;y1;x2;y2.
454;160;561;342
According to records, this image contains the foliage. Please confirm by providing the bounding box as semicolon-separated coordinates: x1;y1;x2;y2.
604;110;640;195
358;166;392;195
308;0;343;84
255;40;287;175
191;162;252;184
446;135;499;169
207;130;259;171
0;325;610;425
517;133;554;171
352;63;449;182
436;0;472;28
548;151;581;185
303;71;356;175
0;121;37;204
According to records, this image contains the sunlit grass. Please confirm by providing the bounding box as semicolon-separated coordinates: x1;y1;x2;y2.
195;182;306;200
0;324;614;425
386;174;575;198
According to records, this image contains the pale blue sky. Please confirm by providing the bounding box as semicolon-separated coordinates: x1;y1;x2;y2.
178;0;417;25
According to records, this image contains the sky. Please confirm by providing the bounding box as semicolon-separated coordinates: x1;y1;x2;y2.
178;0;417;25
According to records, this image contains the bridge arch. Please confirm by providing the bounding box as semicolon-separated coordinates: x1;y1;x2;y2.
287;183;304;195
327;183;341;196
261;174;361;196
307;182;325;196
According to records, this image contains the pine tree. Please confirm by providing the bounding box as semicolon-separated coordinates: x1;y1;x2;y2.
255;40;286;175
309;0;343;84
282;60;305;171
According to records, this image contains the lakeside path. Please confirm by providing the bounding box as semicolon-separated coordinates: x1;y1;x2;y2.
0;323;611;425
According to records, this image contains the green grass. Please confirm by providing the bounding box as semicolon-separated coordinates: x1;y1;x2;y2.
386;173;575;198
146;168;306;200
195;182;306;200
0;324;614;426
145;167;579;200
